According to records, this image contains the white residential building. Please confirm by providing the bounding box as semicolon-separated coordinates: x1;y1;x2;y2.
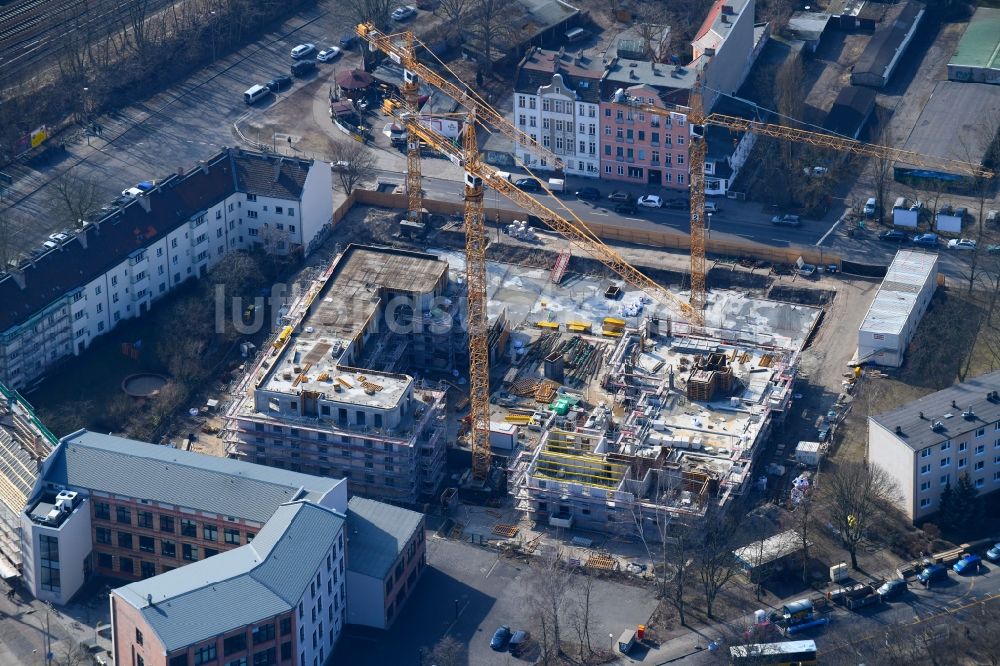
513;48;603;177
0;149;332;390
869;370;1000;521
858;250;938;367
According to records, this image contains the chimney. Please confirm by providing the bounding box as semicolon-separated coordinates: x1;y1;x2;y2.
558;46;565;60
895;425;902;435
198;160;209;175
952;399;958;408
8;264;25;290
147;593;154;606
919;411;925;419
177;166;185;177
273;157;284;183
138;192;151;213
76;231;88;249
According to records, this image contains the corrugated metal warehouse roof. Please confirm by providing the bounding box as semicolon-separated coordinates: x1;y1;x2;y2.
948;7;1000;70
859;250;938;336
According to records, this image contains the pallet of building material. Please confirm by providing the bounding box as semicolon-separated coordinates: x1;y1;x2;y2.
510;378;540;397
759;354;773;368
492;524;519;539
534;380;559;403
448;522;465;539
586;553;618;571
524;536;541;553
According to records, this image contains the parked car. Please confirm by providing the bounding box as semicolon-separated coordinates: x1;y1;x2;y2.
615;200;638;215
392;5;417;20
331;161;350;172
574;186;600;200
509;630;530;655
42;240;59;250
514;178;540;192
917;563;948;584
637;195;663;208
879;230;909;243
863;197;877;217
771;214;801;227
986;542;1000;561
666;198;689;210
608;190;631;203
48;232;70;243
803;166;829;177
339;34;357;48
913;233;938;248
290;43;316;59
877;579;907;599
987;245;1000;255
490;625;512;651
954;554;982;574
948;238;977;250
290;60;316;77
703;201;720;214
267;75;292;92
987;209;999;225
317;46;342;62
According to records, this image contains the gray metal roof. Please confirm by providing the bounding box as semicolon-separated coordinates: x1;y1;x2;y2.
45;430;341;523
851;1;925;86
115;501;345;652
871;370;1000;451
346;497;423;580
859;250;937;336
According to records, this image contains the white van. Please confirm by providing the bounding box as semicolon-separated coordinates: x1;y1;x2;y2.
703;201;720;214
244;84;269;105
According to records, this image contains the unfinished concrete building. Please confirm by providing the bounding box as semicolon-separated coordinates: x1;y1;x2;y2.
227;245;504;504
510;325;799;541
0;383;57;578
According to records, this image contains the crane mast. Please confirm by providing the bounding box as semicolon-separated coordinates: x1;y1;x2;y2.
460;113;493;481
687;82;708;315
400;32;423;222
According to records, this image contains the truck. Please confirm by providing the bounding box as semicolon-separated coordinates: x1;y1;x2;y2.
547;178;565;193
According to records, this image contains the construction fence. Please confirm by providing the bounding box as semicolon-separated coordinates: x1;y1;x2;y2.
338;191;842;269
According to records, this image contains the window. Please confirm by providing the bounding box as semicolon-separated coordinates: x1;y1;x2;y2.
39;535;60;592
281;642;291;661
920;447;932;458
247;210;258;219
976;478;985;488
161;540;176;558
959;442;968;452
941;441;951;451
96;527;112;544
136;628;144;646
204;524;218;541
118;532;133;550
920;481;931;491
225;528;240;545
224;633;247;656
976;444;985;455
977;427;986;437
246;194;257;202
120;557;133;574
116;506;131;524
139;535;154;552
94;502;110;520
677;154;684;165
280;618;292;636
920;498;931;508
288;208;294;216
138;511;153;529
97;552;112;569
160;515;174;532
170;656;189;666
183;544;199;561
194;644;217;666
111;275;118;287
941;456;951;467
975;461;985;471
252;623;275;645
181;519;197;537
959;458;967;469
252;648;275;666
941;474;950;486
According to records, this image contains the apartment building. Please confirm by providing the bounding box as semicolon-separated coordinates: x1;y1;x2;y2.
869;370;1000;522
0;148;332;391
20;429;347;604
345;496;426;629
111;500;346;666
227;245;469;504
513;48;603;177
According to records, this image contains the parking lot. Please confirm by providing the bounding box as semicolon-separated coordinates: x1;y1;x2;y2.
332;535;658;665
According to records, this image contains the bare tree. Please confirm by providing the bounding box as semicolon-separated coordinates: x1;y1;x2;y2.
50;173;106;229
421;635;463;666
468;0;516;74
0;209;14;271
792;491;815;583
53;641;90;666
634;6;672;63
820;461;899;569
695;519;741;619
530;550;573;660
330;140;377;196
437;0;475;24
569;575;595;661
870;108;894;226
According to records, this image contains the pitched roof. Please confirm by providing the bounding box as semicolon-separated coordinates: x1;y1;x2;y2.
232;152;311;200
515;48;603;103
871;370;1000;451
949;8;1000;69
346;496;423;580
823;85;877;139
43;430;341;523
114;501;345;652
852;1;925;86
0;149;314;335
